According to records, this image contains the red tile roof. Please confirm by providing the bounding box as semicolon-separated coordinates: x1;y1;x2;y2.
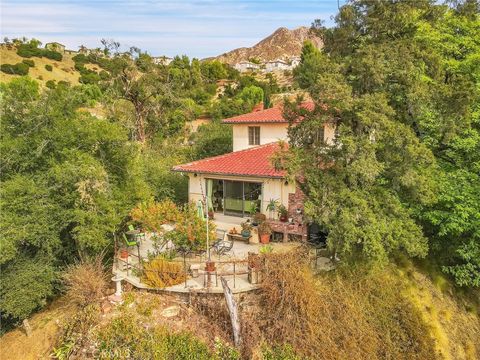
222;101;314;124
172;143;286;178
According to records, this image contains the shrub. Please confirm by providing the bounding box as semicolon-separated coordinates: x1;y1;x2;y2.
16;43;62;61
130;199;182;232
141;257;186;288
17;43;40;58
45;64;53;72
0;254;55;323
43;49;62;61
45;80;56;89
251;251;438;360
62;256;107;307
22;59;35;67
1;62;29;75
95;314;214;359
79;71;101;84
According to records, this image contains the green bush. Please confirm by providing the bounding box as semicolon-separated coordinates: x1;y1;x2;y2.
46;80;56;89
95;314;214;359
22;59;35;67
16;43;62;61
1;62;29;75
45;64;53;72
0;254;55;323
43;50;62;61
79;71;101;84
16;43;41;58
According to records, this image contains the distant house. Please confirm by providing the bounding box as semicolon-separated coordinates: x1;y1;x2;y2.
234;61;260;73
290;56;301;68
45;42;65;53
265;59;290;72
152;56;173;65
64;49;78;55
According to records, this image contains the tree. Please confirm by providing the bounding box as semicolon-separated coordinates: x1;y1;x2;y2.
294;0;480;284
0;78;149;325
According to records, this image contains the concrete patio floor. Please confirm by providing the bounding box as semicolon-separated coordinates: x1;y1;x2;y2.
113;226;334;294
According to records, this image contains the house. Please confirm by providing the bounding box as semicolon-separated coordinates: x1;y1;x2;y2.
265;59;290;72
173;102;336;227
64;49;78;55
45;42;65;53
152;56;173;65
290;56;301;68
234;61;260;73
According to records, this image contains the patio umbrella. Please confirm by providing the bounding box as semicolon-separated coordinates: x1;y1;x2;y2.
197;199;211;261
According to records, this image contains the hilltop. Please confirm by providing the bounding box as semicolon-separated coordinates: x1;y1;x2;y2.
0;45;81;86
212;26;322;65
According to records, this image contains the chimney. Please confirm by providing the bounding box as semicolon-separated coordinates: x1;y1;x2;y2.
252;102;264;112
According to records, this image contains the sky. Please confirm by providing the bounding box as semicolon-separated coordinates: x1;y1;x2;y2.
1;0;346;59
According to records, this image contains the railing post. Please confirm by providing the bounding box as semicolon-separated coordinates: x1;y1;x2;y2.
233;262;236;288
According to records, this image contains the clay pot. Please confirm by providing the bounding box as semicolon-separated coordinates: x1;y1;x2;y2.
260;234;270;244
205;261;216;272
279;215;288;222
120;249;129;259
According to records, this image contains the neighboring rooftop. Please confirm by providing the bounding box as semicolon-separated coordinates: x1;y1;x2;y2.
222;101;314;124
172;142;286;178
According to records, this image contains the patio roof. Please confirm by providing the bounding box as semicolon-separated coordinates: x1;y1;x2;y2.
172;142;287;178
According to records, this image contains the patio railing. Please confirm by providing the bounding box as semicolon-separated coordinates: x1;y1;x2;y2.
114;246;263;291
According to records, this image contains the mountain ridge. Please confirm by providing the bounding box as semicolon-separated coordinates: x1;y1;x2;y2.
209;26;322;64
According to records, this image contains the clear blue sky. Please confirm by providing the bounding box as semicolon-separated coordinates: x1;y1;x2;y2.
1;0;346;58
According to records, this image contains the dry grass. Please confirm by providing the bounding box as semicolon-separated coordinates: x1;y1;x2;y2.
0;45;80;86
142;258;186;288
239;250;440;360
63;256;108;307
0;298;74;360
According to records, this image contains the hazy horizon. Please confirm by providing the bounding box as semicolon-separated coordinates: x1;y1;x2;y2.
1;0;345;59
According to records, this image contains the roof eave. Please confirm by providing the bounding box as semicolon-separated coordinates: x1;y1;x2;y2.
171;168;285;179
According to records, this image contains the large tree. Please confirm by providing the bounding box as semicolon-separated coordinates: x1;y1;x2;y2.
289;0;479;282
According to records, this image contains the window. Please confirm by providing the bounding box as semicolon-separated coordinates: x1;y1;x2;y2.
248;126;260;145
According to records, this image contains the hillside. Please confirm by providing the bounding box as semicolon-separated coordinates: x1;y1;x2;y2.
0;45;80;86
0;258;478;360
212;26;322;64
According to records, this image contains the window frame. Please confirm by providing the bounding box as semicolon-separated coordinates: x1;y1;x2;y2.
248;126;261;146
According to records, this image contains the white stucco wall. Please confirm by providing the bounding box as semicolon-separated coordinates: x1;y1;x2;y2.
232;123;289;151
186;173;295;215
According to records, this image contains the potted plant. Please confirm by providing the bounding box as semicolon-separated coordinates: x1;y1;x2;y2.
120;248;129;259
258;221;272;244
277;204;288;222
252;212;266;226
266;199;279;220
241;220;253;238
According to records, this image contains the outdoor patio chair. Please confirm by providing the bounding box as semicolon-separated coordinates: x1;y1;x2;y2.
127;224;146;242
123;233;138;247
213;237;234;256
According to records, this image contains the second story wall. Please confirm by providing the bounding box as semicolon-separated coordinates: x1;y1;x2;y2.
232;123;288;151
232;122;337;151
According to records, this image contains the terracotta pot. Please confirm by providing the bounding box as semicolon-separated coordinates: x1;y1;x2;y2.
208;211;214;219
260;234;270;244
120;249;129;259
279;215;288;222
205;261;216;272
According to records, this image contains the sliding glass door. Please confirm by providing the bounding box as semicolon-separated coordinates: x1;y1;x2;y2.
222;180;262;217
224;180;244;216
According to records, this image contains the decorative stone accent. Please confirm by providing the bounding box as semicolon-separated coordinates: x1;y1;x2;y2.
288;186;305;224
